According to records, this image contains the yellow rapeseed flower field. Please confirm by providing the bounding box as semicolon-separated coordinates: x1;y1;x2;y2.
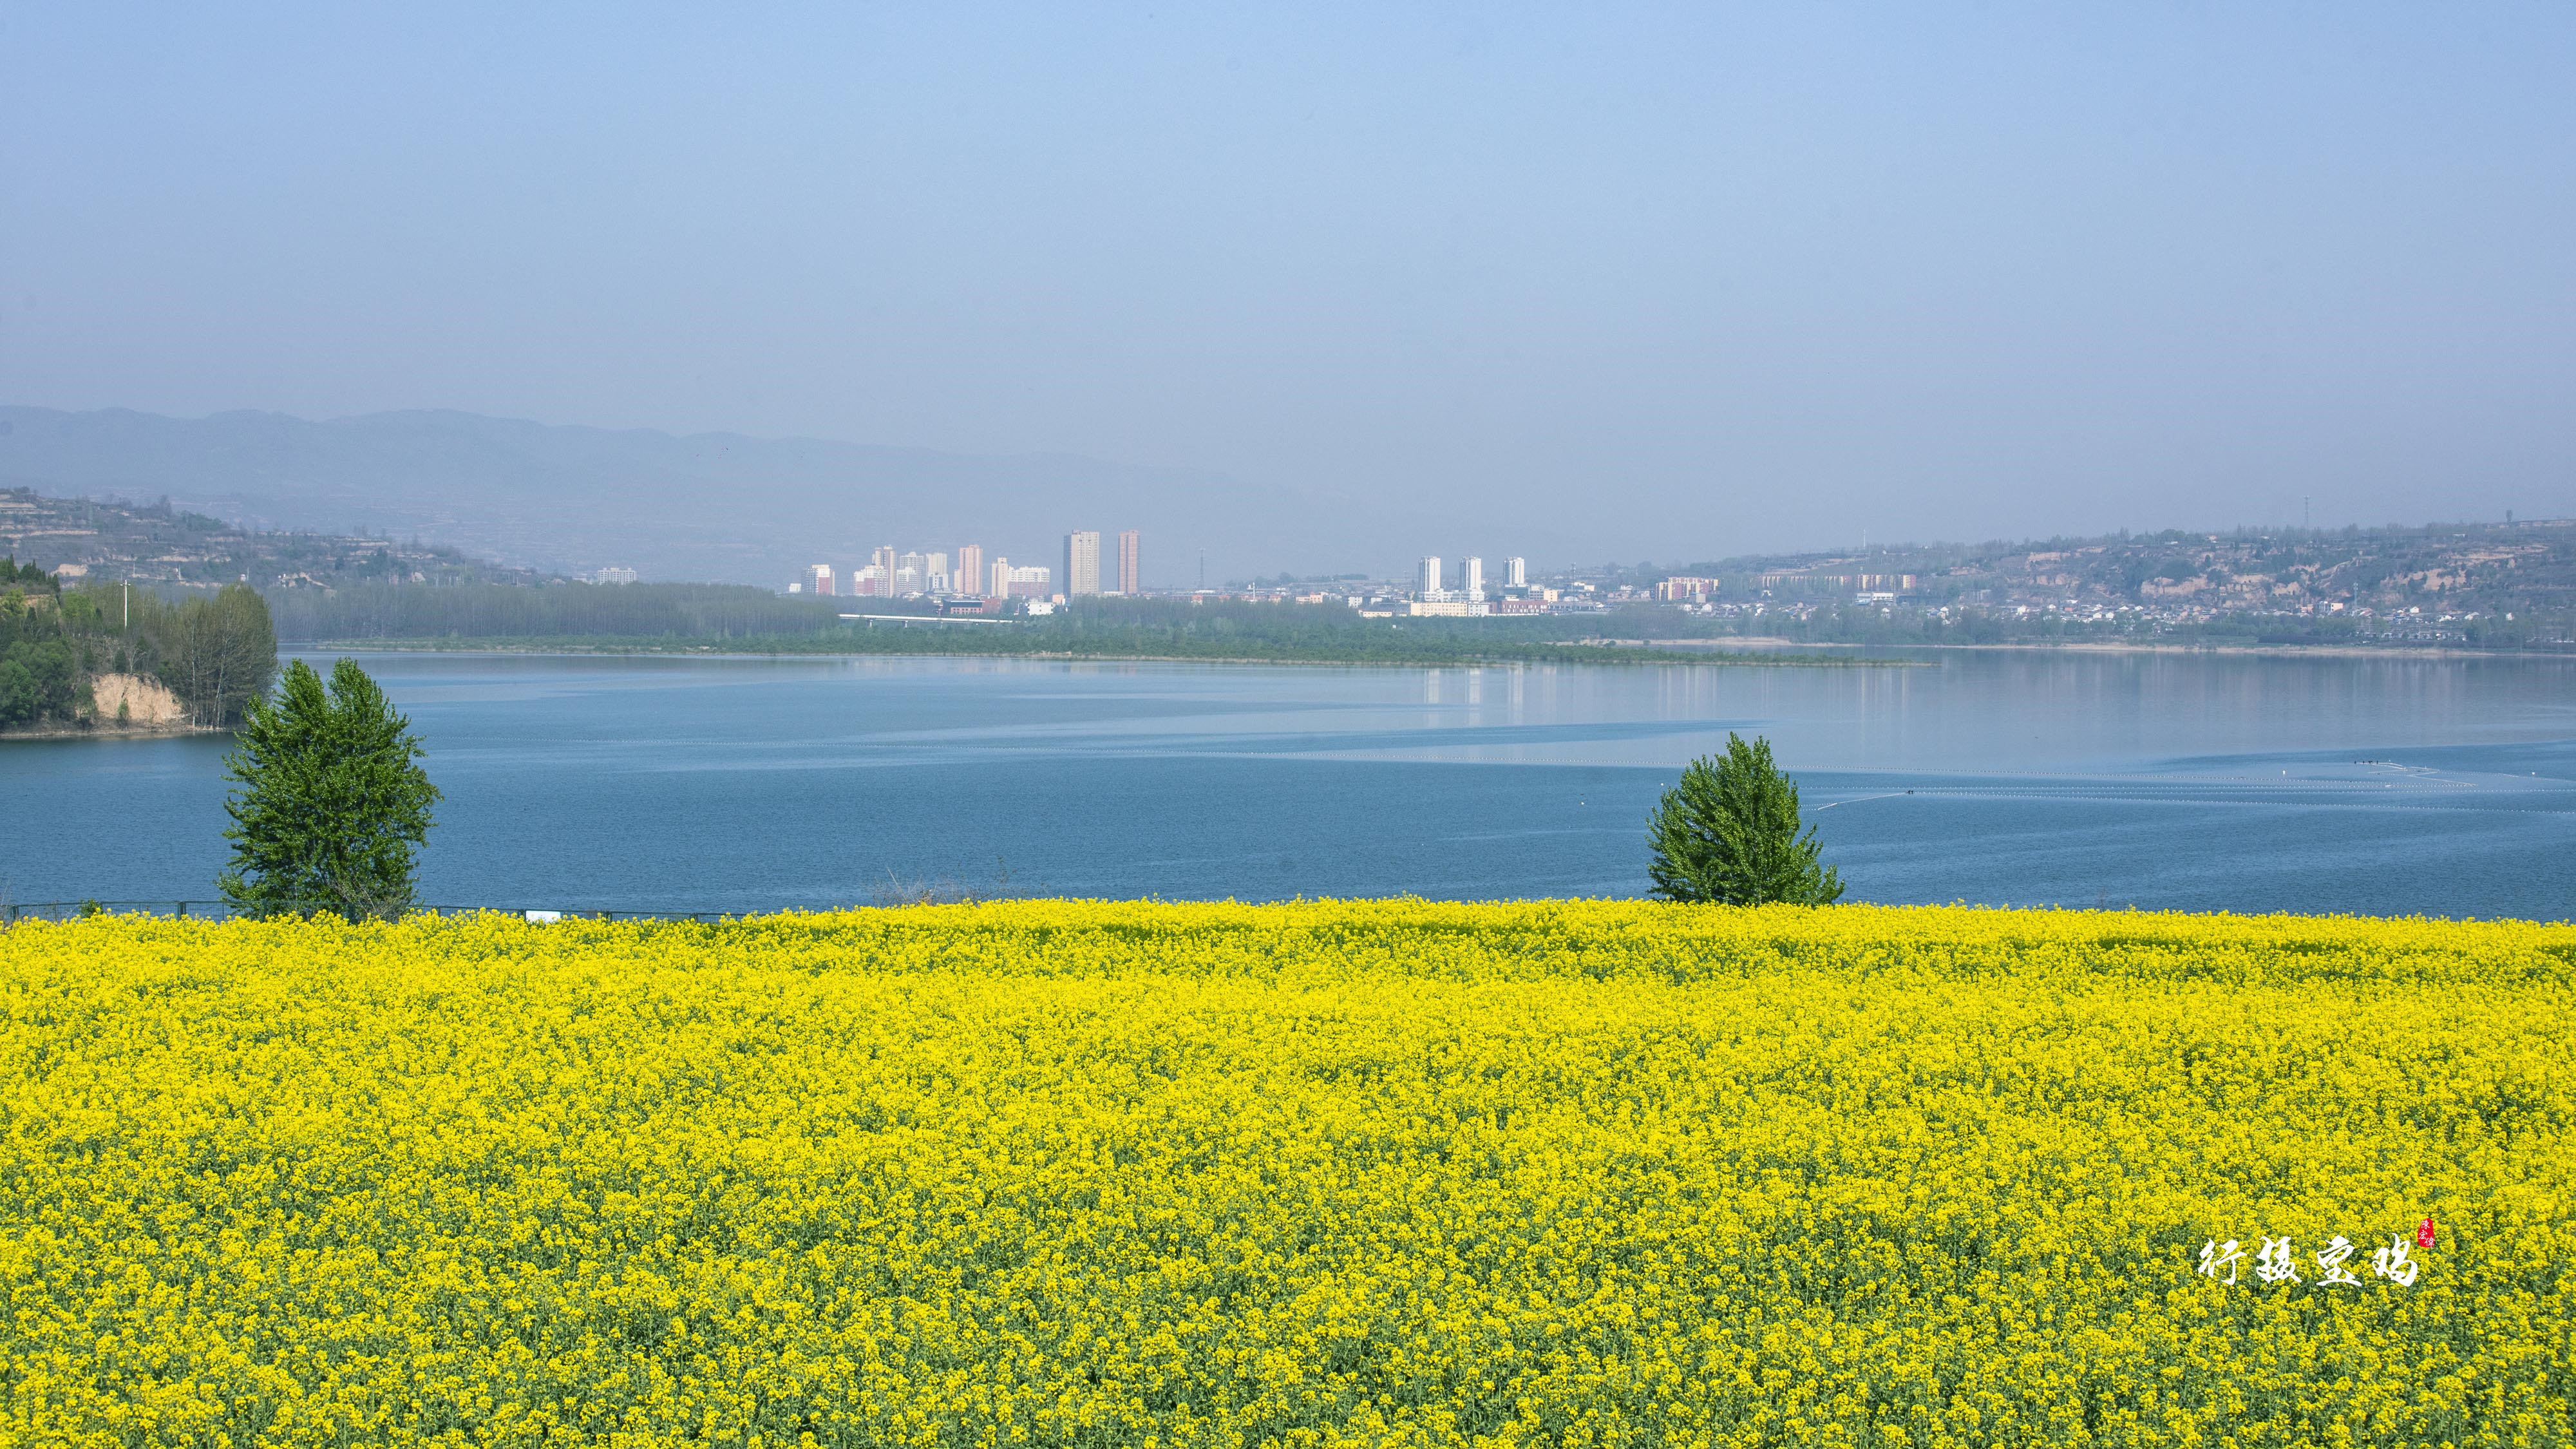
1;901;2570;1447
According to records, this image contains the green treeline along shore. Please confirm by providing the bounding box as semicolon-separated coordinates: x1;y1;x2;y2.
2;564;278;735
266;582;1888;668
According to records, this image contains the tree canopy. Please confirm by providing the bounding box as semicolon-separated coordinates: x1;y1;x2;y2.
219;658;440;918
1647;733;1844;905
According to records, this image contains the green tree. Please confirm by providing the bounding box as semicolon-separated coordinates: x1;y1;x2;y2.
219;658;441;919
0;639;80;727
1647;732;1844;905
0;657;34;727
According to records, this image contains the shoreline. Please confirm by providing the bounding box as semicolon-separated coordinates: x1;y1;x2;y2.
0;722;226;743
1892;639;2556;661
1617;637;2566;661
284;639;1907;668
271;635;2572;666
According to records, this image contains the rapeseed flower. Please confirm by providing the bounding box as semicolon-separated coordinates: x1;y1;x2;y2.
0;902;2567;1445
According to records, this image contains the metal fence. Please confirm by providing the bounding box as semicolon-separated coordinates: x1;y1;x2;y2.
3;900;739;924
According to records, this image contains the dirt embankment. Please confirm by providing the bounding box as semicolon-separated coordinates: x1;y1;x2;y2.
90;673;189;726
1;673;218;739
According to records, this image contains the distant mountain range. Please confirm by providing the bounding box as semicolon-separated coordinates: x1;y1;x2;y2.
0;406;1397;585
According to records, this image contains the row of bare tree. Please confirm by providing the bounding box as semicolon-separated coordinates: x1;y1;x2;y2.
134;585;279;727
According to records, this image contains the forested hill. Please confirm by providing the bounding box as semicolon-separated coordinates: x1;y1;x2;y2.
0;487;541;592
1607;518;2576;621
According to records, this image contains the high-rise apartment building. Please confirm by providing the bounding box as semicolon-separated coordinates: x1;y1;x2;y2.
1062;531;1102;596
1462;557;1485;601
925;552;950;593
1005;565;1053;598
1417;556;1443;600
893;566;922;596
956;544;985;598
1506;557;1526;589
855;544;896;595
989;555;1010;599
1116;530;1140;594
809;564;836;596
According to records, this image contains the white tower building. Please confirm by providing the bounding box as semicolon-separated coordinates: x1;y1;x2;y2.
1063;531;1103;596
1462;557;1485;601
1417;556;1443;600
1506;557;1527;589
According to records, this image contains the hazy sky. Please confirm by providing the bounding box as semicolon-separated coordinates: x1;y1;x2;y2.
5;3;2571;559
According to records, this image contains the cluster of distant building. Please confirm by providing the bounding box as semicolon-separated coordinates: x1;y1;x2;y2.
768;536;1629;620
770;538;1964;623
767;540;1947;623
1203;555;1590;617
1652;572;1918;606
793;531;1142;605
1396;555;1544;615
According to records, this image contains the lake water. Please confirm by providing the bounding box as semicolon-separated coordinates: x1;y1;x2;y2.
6;649;2575;919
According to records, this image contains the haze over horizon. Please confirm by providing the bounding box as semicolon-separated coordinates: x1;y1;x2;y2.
5;3;2572;571
1;401;2562;592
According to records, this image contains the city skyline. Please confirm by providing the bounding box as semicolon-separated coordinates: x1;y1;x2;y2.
796;527;1154;603
794;533;1598;604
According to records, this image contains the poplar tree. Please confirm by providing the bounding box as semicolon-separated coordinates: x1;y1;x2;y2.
149;583;278;726
219;658;440;919
1647;732;1844;905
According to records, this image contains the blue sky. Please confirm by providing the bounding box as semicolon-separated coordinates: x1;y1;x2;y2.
3;3;2570;558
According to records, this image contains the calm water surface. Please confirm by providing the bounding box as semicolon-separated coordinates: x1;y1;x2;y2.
6;649;2573;918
